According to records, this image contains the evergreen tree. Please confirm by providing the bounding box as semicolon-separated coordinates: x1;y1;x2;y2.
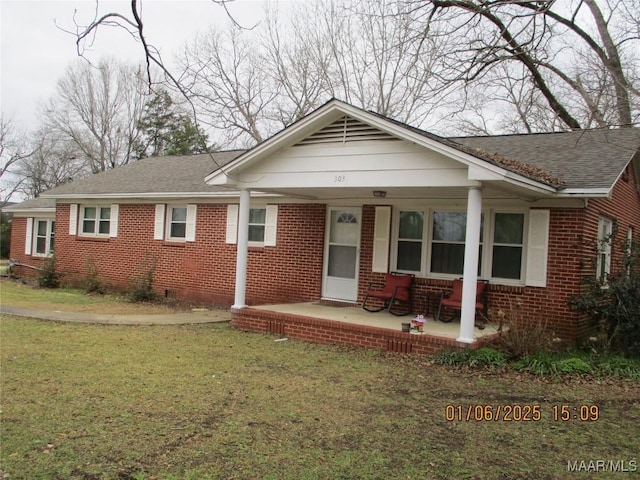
135;90;209;158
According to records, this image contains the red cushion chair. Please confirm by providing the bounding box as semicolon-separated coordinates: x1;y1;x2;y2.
362;272;414;316
435;279;489;327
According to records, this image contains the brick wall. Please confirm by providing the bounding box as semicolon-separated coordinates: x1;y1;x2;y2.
16;203;327;306
8;217;51;276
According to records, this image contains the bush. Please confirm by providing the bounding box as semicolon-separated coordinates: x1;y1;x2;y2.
129;257;157;302
488;298;559;358
38;256;60;288
433;347;506;370
83;258;104;294
556;357;592;375
570;235;640;356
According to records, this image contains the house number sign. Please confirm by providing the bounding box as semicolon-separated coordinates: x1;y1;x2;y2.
333;175;346;183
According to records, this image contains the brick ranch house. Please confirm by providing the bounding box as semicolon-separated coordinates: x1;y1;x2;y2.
6;100;640;354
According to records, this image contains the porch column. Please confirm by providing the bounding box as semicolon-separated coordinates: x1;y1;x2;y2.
233;188;251;309
458;186;482;343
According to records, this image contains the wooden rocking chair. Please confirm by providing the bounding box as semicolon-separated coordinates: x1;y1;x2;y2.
362;272;414;316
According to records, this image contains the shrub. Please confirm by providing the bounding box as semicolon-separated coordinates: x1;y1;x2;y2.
129;256;157;302
433;347;506;370
83;257;104;294
556;357;592;375
488;298;559;358
512;351;559;376
570;235;640;356
466;347;507;369
38;256;60;288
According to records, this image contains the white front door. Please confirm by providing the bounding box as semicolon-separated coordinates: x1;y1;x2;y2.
322;207;362;302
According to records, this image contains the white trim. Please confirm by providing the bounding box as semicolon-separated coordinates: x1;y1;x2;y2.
205;100;557;195
264;205;278;247
185;204;197;242
25;217;33;255
525;210;550;287
69;204;78;235
226;204;239;244
372;206;391;273
31;218;55;257
154;204;166;240
166;205;189;242
78;205;112;238
109;204;119;238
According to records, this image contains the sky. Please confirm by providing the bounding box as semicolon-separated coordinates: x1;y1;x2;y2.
0;0;265;131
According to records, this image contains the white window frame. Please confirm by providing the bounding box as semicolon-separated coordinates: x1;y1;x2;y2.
248;207;267;246
80;205;111;237
166;205;188;241
597;216;613;282
32;218;55;257
156;204;196;242
391;207;528;285
226;204;277;247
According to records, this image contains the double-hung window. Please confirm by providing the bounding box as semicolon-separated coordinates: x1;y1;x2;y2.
33;219;55;256
81;206;111;236
491;213;525;280
397;210;424;272
168;206;188;240
154;204;196;242
248;208;267;243
431;211;483;276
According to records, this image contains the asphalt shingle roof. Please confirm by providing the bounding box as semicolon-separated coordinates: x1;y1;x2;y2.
449;128;640;190
42;151;244;197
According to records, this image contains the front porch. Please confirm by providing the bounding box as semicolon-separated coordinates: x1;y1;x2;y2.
231;302;502;355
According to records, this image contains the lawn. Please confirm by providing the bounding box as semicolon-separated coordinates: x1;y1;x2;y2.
1;284;639;479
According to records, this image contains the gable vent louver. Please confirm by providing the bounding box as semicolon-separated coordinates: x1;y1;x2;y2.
295;116;398;146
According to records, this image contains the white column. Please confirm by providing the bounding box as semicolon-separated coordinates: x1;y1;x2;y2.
233;188;251;309
458;186;482;343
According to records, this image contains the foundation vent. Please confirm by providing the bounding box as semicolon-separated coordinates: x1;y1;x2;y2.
386;339;413;353
295;116;398;146
266;319;286;336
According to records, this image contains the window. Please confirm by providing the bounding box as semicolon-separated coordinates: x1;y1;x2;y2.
397;211;424;272
168;206;187;240
248;208;266;243
430;211;483;276
81;206;111;236
392;208;527;283
155;204;196;242
491;213;524;280
34;219;55;256
597;217;613;282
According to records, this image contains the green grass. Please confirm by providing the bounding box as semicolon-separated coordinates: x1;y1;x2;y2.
2;317;639;480
0;278;192;315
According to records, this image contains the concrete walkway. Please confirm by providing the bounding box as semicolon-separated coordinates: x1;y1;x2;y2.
0;305;231;325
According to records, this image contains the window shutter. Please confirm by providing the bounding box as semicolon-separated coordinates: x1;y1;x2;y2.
109;204;119;237
154;204;165;240
372;206;391;273
25;217;33;255
186;204;197;242
525;209;550;287
226;204;239;244
69;204;78;235
264;205;278;246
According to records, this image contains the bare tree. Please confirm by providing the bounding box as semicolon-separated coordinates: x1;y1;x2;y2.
0;117;30;205
179;26;277;148
42;58;148;173
412;0;640;132
17;126;86;198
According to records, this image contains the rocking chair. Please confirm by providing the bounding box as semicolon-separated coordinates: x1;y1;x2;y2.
362;272;413;316
435;279;489;327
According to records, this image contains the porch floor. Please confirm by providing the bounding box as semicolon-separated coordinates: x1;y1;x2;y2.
252;302;501;340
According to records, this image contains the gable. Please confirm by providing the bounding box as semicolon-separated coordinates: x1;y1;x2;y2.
294;116;399;145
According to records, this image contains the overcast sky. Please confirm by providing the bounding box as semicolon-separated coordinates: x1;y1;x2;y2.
0;0;265;131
